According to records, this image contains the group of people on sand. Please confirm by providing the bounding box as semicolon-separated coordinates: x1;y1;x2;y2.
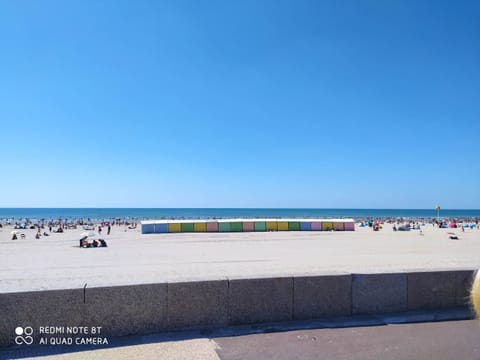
392;223;421;231
12;229;51;240
97;224;112;235
35;230;50;239
11;233;24;240
79;237;107;248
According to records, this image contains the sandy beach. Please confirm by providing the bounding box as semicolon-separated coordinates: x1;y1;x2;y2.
1;223;479;293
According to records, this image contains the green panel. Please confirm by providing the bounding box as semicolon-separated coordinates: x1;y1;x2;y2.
254;222;266;231
288;222;300;231
181;223;194;232
218;222;231;232
230;222;242;232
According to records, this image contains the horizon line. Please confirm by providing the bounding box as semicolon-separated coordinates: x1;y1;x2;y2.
0;207;479;211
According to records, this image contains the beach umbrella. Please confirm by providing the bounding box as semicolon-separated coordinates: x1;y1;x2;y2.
11;230;19;234
80;231;97;238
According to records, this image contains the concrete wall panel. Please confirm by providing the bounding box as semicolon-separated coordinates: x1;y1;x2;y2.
352;273;407;315
228;277;293;325
168;280;228;330
294;275;352;320
407;271;457;311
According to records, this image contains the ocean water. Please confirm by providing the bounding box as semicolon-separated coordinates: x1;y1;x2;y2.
0;208;479;221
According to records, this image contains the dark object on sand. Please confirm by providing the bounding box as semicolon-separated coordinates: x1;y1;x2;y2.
449;235;459;240
79;238;108;248
79;236;88;247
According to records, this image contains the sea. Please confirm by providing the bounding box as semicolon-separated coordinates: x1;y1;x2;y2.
0;208;479;221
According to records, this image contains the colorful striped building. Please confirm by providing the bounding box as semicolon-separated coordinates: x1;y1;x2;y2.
141;219;355;234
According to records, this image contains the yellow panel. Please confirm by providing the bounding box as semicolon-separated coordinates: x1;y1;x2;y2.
168;223;181;233
194;223;207;232
322;222;333;231
266;221;278;231
277;222;289;231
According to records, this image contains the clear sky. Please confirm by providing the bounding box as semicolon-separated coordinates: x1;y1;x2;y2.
1;0;479;208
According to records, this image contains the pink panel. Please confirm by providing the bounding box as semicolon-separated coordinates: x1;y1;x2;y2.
311;221;322;231
343;222;355;231
333;222;344;231
206;222;218;232
242;222;254;232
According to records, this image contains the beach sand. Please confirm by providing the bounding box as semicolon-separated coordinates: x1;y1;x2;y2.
1;223;479;293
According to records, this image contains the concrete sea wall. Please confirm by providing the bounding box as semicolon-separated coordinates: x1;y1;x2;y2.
0;269;475;348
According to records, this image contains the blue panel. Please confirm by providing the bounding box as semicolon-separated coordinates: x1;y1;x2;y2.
154;223;168;233
300;222;311;231
142;223;155;234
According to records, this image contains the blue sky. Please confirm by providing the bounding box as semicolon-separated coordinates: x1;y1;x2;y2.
0;0;479;208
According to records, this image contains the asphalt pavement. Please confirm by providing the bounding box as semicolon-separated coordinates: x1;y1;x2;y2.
215;320;480;360
2;318;479;360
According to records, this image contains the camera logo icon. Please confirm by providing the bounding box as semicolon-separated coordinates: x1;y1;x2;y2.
15;326;34;345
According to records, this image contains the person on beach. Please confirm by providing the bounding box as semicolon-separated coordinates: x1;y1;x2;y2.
107;225;111;235
11;233;17;240
98;226;102;235
79;235;89;247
